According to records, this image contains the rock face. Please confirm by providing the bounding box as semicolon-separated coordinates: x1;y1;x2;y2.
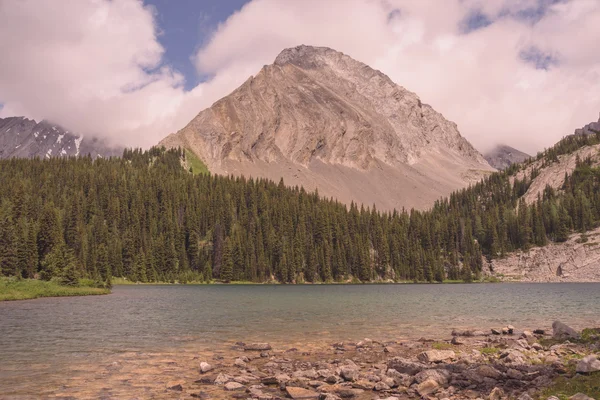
486;138;600;283
161;45;494;211
514;143;600;205
489;226;600;282
484;144;531;170
574;113;600;135
0;117;121;159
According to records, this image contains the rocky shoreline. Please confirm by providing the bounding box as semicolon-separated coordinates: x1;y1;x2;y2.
177;322;600;400
488;227;600;283
6;322;598;399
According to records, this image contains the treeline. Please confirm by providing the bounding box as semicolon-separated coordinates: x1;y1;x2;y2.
0;134;599;284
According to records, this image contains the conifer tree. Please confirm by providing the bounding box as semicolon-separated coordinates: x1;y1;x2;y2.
0;201;18;277
37;204;61;267
220;239;234;283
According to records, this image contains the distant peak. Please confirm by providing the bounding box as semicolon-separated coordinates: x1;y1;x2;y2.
274;45;342;68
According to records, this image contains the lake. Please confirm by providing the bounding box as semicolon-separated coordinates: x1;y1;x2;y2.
1;283;599;397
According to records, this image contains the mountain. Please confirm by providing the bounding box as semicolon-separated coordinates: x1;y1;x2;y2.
484;144;530;170
161;45;494;211
0;117;121;159
485;130;600;282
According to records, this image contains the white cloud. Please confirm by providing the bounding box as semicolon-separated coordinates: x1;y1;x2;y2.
195;0;600;154
0;0;599;154
0;0;207;148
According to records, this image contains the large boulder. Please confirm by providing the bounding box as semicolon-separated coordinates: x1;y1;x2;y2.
489;387;505;400
374;381;391;391
417;378;439;396
199;361;213;373
339;366;359;382
451;336;467;345
213;373;232;385
414;369;450;385
224;382;245;391
500;349;526;365
286;386;320;399
386;369;415;387
293;369;319;379
476;365;502;380
352;380;375;390
576;355;600;374
418;350;455;363
387;357;427;375
166;381;184;391
552;321;581;340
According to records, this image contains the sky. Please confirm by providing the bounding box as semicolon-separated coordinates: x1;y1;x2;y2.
0;0;599;154
144;0;251;90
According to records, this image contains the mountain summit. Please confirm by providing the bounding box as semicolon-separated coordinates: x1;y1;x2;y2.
0;117;121;159
161;45;493;210
484;145;531;170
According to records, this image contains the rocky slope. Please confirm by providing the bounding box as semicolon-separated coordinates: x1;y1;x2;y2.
161;45;494;211
513;113;600;205
489;227;600;282
484;145;530;170
487;131;600;282
515;143;600;205
0;116;121;159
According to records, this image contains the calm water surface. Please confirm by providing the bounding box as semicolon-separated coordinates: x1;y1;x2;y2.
1;283;599;395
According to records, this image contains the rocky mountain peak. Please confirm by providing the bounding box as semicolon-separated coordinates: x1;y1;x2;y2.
0;116;121;159
161;45;493;211
274;45;351;69
484;145;531;170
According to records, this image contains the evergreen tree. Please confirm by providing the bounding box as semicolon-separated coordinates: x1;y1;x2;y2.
37;204;61;267
96;243;111;281
1;141;599;285
220;238;234;283
41;242;78;285
0;201;18;277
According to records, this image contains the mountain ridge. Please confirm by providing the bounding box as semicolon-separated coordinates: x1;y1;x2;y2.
0;116;121;159
484;144;530;170
575;113;600;135
161;45;493;211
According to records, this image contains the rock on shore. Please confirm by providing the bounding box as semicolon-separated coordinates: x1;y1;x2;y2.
184;321;599;400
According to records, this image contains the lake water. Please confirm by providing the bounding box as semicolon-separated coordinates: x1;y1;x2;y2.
1;283;600;397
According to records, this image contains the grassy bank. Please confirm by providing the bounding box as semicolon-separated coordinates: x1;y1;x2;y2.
185;149;210;175
542;373;600;400
0;278;110;301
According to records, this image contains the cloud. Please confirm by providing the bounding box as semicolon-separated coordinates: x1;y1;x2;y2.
0;0;207;148
0;0;599;154
194;0;600;154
